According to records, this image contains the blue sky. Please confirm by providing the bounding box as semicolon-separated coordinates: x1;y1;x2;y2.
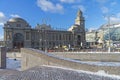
0;0;120;39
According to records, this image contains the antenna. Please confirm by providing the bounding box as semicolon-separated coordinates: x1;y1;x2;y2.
41;17;51;24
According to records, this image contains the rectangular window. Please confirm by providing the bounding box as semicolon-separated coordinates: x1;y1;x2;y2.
52;34;54;41
59;34;61;40
69;34;71;41
26;32;30;40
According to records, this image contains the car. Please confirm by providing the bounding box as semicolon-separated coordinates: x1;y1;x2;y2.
64;48;69;51
64;48;75;51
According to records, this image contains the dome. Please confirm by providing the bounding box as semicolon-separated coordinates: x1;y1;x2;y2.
6;17;31;28
8;17;27;23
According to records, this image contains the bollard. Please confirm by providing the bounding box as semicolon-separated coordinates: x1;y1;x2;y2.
0;47;6;69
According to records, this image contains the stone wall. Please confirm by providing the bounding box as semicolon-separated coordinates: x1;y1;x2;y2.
50;52;120;62
0;47;6;69
21;48;120;75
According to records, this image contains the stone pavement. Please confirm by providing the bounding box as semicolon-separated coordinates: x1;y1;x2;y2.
0;69;19;80
0;69;19;76
0;66;119;80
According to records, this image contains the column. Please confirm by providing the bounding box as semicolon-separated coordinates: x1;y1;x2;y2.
0;47;6;69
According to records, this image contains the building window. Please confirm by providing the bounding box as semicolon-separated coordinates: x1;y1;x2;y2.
26;32;30;40
69;35;71;41
7;24;10;27
52;34;54;41
16;24;21;27
56;34;58;40
59;34;61;40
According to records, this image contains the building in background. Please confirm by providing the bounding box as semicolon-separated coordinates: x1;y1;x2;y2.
3;10;86;50
86;30;98;48
98;22;120;48
86;22;120;49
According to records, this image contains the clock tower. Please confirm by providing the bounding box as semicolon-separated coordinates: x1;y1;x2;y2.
75;9;85;27
68;10;86;48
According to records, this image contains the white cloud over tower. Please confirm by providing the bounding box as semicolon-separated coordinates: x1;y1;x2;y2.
0;12;7;26
37;0;64;13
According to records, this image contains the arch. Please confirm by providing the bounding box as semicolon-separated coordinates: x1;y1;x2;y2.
77;35;81;47
13;33;24;49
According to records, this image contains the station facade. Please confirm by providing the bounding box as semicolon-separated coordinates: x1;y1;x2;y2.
4;10;86;50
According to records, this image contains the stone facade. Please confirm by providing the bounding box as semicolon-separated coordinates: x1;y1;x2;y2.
3;10;86;50
21;48;120;75
50;52;120;62
86;31;97;48
86;23;120;49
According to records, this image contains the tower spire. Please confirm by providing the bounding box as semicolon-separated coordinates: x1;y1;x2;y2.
75;9;84;25
77;9;82;17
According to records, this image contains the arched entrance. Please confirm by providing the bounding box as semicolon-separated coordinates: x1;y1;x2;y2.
13;33;24;49
77;35;81;47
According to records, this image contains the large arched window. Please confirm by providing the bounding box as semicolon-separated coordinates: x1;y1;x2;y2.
13;33;24;49
13;33;24;42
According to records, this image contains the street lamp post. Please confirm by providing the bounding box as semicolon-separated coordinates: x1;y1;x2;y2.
72;31;75;49
102;29;106;49
45;40;47;52
107;16;111;53
40;39;42;50
41;29;47;52
38;30;41;49
104;14;115;52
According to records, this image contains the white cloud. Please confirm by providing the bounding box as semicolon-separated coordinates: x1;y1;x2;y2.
111;13;120;22
0;12;7;26
10;14;20;18
101;6;109;14
60;0;75;3
0;12;5;17
0;35;3;41
104;13;120;22
72;5;86;12
0;12;21;26
110;17;120;22
37;0;64;13
0;23;4;26
60;0;81;3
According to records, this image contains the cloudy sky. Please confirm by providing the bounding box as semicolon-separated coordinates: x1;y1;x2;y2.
0;0;120;39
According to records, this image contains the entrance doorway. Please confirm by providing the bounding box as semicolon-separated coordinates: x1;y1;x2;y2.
77;35;81;46
13;33;24;49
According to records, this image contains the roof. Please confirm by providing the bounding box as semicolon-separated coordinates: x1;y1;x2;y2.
35;24;52;30
68;24;79;31
99;22;120;30
8;17;27;23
